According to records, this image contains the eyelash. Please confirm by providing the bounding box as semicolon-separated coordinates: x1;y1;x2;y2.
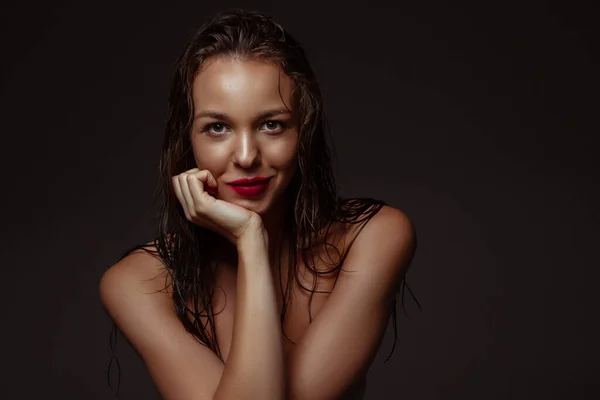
202;120;285;136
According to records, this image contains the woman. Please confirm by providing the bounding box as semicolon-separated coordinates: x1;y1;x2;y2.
100;8;417;400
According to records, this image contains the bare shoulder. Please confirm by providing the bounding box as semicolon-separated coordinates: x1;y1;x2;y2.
341;202;415;252
99;243;225;400
98;244;177;361
369;205;415;239
100;236;178;287
99;244;171;320
101;243;168;288
285;205;414;398
339;203;416;287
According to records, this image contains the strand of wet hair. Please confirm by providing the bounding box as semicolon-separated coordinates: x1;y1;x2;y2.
107;322;121;399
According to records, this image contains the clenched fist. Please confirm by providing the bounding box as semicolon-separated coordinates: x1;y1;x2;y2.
172;168;262;244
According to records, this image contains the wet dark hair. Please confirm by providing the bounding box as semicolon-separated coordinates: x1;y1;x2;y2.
106;8;419;397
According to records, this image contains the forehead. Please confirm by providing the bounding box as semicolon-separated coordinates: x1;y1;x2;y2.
191;57;295;115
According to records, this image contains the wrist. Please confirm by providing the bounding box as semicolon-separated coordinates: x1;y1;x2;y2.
236;216;268;250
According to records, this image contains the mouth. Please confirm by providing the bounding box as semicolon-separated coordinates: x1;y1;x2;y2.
227;176;272;197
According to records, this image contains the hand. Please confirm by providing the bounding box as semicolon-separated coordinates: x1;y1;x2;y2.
172;168;262;244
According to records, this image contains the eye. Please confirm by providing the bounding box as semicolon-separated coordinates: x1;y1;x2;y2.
261;120;285;134
203;122;230;136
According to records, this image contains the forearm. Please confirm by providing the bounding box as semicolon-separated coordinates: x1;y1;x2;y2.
213;224;286;400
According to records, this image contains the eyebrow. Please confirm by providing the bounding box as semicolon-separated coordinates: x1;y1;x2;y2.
193;108;292;122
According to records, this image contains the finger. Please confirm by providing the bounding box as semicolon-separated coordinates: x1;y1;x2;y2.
188;173;206;199
187;177;225;232
207;171;218;189
171;176;190;219
189;170;207;188
191;169;218;195
178;174;196;216
187;174;206;209
196;169;217;189
193;169;218;194
189;170;213;187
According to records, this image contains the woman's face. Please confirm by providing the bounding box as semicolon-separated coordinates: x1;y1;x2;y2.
190;57;299;216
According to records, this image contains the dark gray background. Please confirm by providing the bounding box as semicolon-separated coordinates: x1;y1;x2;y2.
1;0;598;399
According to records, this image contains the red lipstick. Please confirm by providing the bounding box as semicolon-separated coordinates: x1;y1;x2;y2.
227;176;271;197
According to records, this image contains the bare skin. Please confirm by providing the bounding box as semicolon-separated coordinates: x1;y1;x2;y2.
99;57;416;400
190;57;299;253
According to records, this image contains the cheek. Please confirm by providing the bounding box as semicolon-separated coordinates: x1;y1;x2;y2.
191;140;229;170
267;136;298;170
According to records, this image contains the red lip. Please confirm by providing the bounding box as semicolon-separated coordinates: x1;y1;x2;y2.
227;176;271;197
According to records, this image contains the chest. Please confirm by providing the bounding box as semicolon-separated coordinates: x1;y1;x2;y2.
207;256;340;364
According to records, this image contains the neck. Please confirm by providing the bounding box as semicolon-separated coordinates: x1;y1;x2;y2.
261;193;289;264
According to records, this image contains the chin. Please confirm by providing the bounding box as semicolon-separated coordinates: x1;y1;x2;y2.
227;196;272;215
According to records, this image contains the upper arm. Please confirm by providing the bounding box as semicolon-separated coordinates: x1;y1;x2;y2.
99;250;225;400
287;206;416;400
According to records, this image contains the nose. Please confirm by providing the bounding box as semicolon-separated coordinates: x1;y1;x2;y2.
232;130;261;169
